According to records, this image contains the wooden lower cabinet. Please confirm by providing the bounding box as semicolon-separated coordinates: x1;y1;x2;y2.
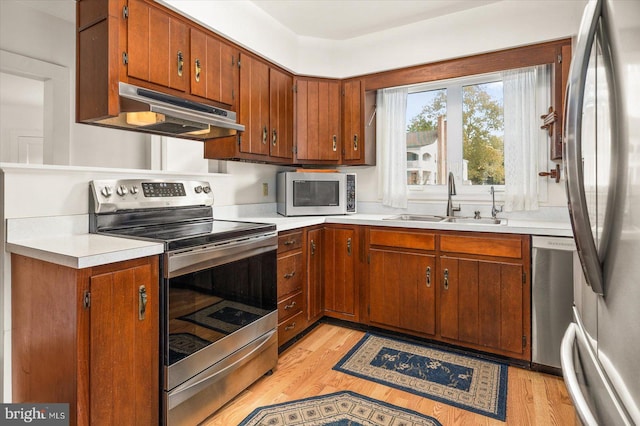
323;225;360;322
438;233;531;360
11;254;160;425
306;227;324;323
276;229;305;345
368;228;436;336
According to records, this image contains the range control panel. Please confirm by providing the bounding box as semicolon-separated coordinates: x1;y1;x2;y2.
90;179;213;213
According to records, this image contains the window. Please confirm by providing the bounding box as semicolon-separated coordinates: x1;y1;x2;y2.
405;73;505;189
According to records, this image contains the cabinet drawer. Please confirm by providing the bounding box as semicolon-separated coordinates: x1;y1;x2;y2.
370;229;435;250
278;292;304;322
277;252;303;297
278;311;304;345
278;231;303;254
440;234;522;259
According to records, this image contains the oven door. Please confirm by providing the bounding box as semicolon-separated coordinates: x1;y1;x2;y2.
163;232;277;423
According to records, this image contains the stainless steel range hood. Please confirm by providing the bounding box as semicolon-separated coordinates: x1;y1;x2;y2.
93;82;244;140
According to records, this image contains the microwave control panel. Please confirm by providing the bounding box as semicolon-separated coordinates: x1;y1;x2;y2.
346;173;356;213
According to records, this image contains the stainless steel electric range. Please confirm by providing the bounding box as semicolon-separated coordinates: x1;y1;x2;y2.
89;179;278;425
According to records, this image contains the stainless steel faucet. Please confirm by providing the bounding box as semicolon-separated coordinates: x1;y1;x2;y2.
446;172;461;217
490;186;503;218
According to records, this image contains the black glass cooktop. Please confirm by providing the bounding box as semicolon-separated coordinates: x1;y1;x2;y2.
100;219;276;251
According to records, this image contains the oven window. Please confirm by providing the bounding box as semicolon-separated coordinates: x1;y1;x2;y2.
293;180;339;206
166;250;276;365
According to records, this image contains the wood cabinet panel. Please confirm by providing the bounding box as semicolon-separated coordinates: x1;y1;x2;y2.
239;53;270;156
324;226;358;320
439;257;459;341
440;234;522;259
277;252;303;298
277;291;304;323
342;79;362;162
307;228;324;322
278;231;303;254
270;68;293;159
190;28;237;106
369;228;435;251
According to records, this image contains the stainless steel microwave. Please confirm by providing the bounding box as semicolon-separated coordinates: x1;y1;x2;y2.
276;172;356;216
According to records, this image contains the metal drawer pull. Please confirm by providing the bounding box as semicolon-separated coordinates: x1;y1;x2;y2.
284;271;296;279
284;301;296;310
194;58;201;82
353;134;358;150
347;238;352;256
262;126;268;144
272;129;277;146
426;266;431;287
138;285;147;321
311;240;316;256
283;240;296;246
443;269;449;290
332;135;337;151
285;322;296;331
177;51;184;77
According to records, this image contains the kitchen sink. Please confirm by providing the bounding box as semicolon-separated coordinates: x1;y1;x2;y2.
383;214;507;225
383;214;446;222
442;217;507;225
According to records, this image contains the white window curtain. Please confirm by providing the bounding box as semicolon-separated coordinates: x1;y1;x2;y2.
376;87;409;208
503;65;549;211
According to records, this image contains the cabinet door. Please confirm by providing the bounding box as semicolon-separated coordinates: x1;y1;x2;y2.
307;228;324;322
190;28;237;107
369;249;436;335
295;79;341;161
324;226;358;320
269;68;293;159
89;263;159;425
439;256;525;355
239;53;270;156
342;79;362;161
127;0;187;91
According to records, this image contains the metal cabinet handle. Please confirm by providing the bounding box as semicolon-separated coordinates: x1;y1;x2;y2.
177;51;184;77
283;240;296;246
284;271;296;279
272;129;277;146
262;126;268;144
138;285;147;321
347;238;352;256
353;134;358;151
443;269;449;290
194;58;201;83
332;135;337;151
284;322;296;331
311;239;316;256
426;266;431;288
284;301;296;310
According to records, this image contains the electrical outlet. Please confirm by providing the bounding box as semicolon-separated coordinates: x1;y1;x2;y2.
262;183;268;196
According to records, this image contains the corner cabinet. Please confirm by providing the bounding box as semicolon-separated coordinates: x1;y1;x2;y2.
11;254;160;426
323;225;361;322
438;232;531;360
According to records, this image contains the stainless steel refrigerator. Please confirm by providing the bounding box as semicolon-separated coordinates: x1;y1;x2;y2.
562;0;640;424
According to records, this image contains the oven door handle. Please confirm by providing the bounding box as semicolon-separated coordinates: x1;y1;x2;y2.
166;233;277;278
167;329;276;410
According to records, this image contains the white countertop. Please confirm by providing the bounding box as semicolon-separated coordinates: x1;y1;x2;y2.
6;234;164;269
5;211;572;269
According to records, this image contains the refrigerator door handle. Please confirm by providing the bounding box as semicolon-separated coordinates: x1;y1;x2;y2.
564;0;605;295
561;323;600;426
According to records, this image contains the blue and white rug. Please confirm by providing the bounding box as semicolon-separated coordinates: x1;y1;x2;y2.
238;391;442;426
334;333;508;421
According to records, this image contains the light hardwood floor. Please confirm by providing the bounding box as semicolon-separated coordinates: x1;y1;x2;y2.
202;323;577;425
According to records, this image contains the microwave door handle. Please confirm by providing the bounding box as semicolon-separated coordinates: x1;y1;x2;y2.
564;0;604;295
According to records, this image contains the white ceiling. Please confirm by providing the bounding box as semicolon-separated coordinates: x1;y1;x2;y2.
17;0;501;40
250;0;501;40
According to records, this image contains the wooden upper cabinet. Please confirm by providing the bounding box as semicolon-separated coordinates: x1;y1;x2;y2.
342;79;362;162
190;28;238;107
269;68;293;159
127;0;187;91
239;53;270;156
295;78;341;162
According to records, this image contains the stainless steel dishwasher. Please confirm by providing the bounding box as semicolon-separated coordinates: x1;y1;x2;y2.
531;235;576;372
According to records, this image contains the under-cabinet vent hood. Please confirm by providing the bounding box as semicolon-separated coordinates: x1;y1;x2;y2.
92;82;244;140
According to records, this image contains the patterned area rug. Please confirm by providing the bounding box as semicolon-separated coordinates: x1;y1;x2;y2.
178;300;271;334
334;333;508;421
238;391;442;426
